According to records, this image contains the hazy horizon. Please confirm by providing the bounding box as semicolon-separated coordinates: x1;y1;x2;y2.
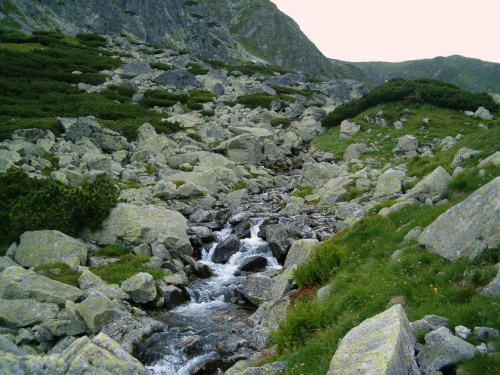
270;0;500;64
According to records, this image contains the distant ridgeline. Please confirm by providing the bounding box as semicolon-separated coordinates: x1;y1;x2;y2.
337;55;500;93
322;78;500;128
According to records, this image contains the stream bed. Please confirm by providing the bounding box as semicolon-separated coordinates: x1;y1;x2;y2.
138;219;282;375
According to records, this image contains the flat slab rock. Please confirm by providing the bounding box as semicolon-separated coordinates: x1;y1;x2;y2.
327;304;418;375
419;177;500;261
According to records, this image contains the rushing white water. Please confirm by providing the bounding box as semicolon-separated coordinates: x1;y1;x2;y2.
143;218;281;375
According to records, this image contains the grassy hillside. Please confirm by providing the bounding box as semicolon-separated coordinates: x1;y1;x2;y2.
273;96;500;374
336;55;500;93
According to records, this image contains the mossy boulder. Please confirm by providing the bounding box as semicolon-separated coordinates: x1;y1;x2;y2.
75;291;119;334
0;299;59;328
15;230;89;268
327;304;418;375
0;266;83;306
121;272;157;304
89;203;192;257
419;177;500;261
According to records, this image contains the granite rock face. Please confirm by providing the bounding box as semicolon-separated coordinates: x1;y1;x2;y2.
15;230;89;268
419;177;500;261
0;267;83;306
327;304;418;375
90;203;192;257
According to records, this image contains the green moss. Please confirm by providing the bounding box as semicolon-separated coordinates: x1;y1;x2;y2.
34;262;82;287
270;117;293;127
95;245;133;257
91;255;167;285
186;62;209;75
232;181;247;190
149;62;172;71
291;186;314;198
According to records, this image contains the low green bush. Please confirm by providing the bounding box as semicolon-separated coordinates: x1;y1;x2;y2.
270;117;293;127
322;78;499;128
186;62;209;75
0;170;119;244
149;62;172;71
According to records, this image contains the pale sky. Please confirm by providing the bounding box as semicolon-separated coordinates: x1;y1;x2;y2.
270;0;500;63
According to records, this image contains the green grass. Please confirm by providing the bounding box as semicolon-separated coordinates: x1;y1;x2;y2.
95;245;133;257
270;117;293;127
34;262;82;287
291;186;314;198
232;181;247;190
273;202;500;374
313;102;500;171
91;255;167;285
457;354;500;375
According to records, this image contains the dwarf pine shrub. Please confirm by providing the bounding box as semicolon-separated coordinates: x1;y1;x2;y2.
0;170;119;244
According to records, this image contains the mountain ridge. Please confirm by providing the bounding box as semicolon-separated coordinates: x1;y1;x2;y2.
0;0;344;78
335;55;500;93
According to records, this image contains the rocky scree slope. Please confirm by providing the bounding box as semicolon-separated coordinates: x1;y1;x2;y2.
1;0;346;78
0;33;499;374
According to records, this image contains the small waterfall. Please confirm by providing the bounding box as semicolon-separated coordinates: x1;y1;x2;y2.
140;218;281;375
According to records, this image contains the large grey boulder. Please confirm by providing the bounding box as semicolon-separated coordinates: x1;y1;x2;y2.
214;134;264;165
75;291;119;334
339;120;360;139
121;273;157;304
15;230;89;268
395;135;418;153
478;151;500;168
0;267;82;306
374;169;405;197
58;116;129;152
343;143;367;162
164;170;219;195
0;333;149;374
212;234;240;264
299;162;345;188
154;68;201;88
327;304;418;375
78;270;129;300
474;106;494;120
0;299;58;328
418;177;500;261
238;274;274;306
289;117;325;141
284;239;318;268
90;203;192;257
404;166;452;203
116;62;152;78
451;147;480;167
416;327;477;371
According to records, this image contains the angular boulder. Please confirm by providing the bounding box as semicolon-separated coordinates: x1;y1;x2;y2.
327;304;417;375
8;334;146;373
121;273;157;304
15;230;89;268
90;203;192;257
404;166;452;203
238;274;274;306
343;143;367;162
284;239;318;268
214;134;264;165
154;69;201;89
418;177;500;261
0;299;59;328
416;327;477;371
374;169;405;197
212;234;240;264
76;291;119;334
339;120;360;139
0;266;83;306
